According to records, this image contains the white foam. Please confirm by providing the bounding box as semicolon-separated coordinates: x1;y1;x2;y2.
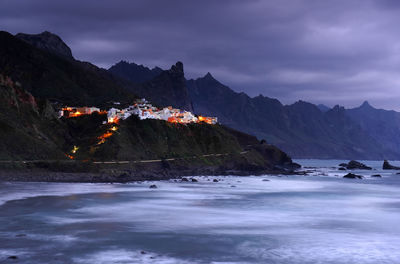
73;249;193;264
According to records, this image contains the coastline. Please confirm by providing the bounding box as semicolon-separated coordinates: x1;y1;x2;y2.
0;168;300;183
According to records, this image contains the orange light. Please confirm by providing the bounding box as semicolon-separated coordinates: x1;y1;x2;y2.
98;132;113;139
108;117;119;124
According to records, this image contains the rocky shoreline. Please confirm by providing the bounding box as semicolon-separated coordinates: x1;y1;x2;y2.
0;168;301;183
0;156;301;183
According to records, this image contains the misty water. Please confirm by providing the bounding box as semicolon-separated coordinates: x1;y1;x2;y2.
1;160;400;264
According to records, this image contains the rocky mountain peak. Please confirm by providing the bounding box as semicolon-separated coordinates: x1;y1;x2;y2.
15;31;73;59
203;72;215;80
170;61;184;74
360;100;373;109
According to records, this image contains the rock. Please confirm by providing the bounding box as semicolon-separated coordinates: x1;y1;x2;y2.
371;174;382;178
340;160;372;170
191;178;198;182
338;167;346;171
382;160;400;170
7;256;18;260
343;173;364;179
149;184;157;189
16;31;74;59
213;179;219;182
262;179;270;181
230;185;236;187
181;177;189;182
141;251;147;255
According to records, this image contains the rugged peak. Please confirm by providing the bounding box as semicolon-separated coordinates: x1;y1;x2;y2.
360;100;373;109
204;72;215;80
15;31;73;59
170;61;184;73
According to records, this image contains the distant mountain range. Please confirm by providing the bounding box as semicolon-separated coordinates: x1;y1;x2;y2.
109;57;400;160
2;30;400;160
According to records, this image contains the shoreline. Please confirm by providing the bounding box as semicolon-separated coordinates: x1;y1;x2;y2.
0;167;302;183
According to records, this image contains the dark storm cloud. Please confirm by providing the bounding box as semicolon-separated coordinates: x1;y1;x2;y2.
1;0;400;109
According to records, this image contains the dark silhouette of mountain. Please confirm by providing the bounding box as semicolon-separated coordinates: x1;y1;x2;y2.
317;104;331;112
187;73;399;159
346;101;400;156
109;61;163;84
0;31;135;106
114;61;194;111
16;31;74;59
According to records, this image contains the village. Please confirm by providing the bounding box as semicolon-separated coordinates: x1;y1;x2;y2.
58;98;218;125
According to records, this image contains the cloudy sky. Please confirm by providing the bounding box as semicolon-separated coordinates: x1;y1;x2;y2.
1;0;400;109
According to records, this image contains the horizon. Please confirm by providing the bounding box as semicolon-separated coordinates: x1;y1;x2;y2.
2;0;400;110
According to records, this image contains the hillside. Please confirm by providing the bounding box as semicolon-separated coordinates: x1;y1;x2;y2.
0;31;135;106
0;72;297;176
0;74;66;160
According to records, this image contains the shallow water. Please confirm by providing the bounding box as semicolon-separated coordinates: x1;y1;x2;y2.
1;160;400;263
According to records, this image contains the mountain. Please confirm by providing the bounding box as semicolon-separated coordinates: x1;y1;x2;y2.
187;73;399;159
109;61;163;84
0;31;135;105
0;74;66;160
346;101;400;156
0;30;298;176
16;31;74;59
112;61;193;111
0;73;297;174
317;104;331;112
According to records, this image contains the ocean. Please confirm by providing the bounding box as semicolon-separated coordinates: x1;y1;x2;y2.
1;159;400;263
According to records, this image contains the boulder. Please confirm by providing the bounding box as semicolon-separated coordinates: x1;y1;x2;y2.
213;179;219;182
181;177;189;182
340;160;372;170
343;173;364;179
191;178;198;182
149;184;157;189
382;160;400;170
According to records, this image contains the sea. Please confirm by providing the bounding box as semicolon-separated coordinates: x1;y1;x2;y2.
1;160;400;264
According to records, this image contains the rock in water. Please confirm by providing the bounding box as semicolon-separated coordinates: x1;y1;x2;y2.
149;184;157;189
340;160;372;170
371;174;382;178
382;160;400;170
191;178;198;182
343;173;364;179
213;179;219;182
181;178;189;182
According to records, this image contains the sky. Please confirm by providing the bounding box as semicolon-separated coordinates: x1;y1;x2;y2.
1;0;400;110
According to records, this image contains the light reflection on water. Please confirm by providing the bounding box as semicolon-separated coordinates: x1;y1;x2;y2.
1;160;400;263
